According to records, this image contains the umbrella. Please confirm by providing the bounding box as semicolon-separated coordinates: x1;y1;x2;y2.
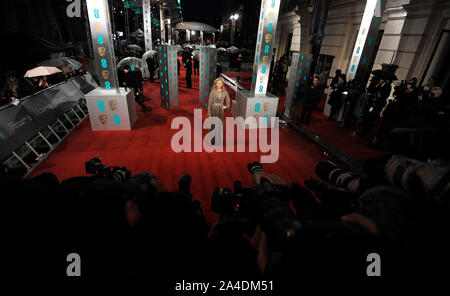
142;50;157;61
227;46;239;53
217;47;226;52
183;44;193;48
25;66;62;78
127;44;143;52
130;28;144;38
207;44;216;48
192;49;200;57
117;57;146;72
37;57;82;70
371;70;398;81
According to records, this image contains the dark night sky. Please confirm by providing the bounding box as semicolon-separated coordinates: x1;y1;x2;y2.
181;0;222;28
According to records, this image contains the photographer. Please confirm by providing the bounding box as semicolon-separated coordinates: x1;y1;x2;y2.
209;162;384;281
373;82;419;147
75;159;211;279
327;74;346;121
119;65;149;112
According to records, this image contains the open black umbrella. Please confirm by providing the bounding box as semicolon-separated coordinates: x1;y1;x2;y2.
371;70;398;81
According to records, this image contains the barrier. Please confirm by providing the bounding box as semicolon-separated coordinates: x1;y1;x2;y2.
0;73;98;175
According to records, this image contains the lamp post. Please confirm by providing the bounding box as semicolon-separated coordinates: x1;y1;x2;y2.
229;13;239;46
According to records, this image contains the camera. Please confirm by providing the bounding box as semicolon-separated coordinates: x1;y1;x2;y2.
85;157;131;182
211;162;303;248
315;161;362;193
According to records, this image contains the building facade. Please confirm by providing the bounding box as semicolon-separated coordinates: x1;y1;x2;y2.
274;0;450;89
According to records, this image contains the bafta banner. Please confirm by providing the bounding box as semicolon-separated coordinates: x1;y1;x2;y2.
199;47;217;109
284;53;313;119
0;103;41;150
159;45;179;109
143;0;153;52
347;0;385;82
86;0;119;91
0;125;17;161
250;0;281;96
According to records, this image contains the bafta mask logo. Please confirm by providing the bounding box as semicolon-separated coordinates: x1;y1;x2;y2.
94;21;102;32
109;100;118;111
99;114;107;125
263;102;271;112
265;34;272;43
102;70;110;80
98;47;106;57
259;75;265;83
262;56;268;64
268;12;274;20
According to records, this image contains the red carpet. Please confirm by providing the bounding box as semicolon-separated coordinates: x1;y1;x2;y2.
238;76;382;160
29;66;346;226
291;95;383;160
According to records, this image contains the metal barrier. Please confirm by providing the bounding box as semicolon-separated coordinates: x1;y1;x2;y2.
0;73;97;176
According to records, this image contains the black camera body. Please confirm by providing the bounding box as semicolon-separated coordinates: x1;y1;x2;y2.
211;178;303;249
85;157;131;182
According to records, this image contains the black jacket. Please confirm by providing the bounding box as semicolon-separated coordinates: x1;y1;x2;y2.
119;71;142;91
304;85;324;108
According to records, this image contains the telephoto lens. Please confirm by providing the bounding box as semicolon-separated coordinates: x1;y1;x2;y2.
110;166;131;182
256;181;303;249
315;161;362;193
247;161;264;186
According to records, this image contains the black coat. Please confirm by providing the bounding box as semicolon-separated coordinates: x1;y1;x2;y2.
119;71;142;90
328;81;346;107
304;85;324;108
146;57;155;72
185;60;192;76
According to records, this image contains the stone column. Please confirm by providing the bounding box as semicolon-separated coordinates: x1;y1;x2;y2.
143;0;152;51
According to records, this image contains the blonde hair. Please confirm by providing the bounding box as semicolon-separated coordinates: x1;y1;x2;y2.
212;77;225;92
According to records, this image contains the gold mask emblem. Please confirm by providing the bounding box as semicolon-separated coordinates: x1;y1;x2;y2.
263;102;271;112
262;56;268;64
260;75;265;83
94;21;102;32
102;70;110;80
109;100;118;111
99;114;107;125
265;34;272;43
98;47;106;57
268;12;274;20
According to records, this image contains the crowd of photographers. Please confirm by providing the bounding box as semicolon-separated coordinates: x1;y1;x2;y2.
3;153;449;283
304;69;450;160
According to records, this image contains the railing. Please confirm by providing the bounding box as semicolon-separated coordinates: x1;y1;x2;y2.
0;73;98;176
